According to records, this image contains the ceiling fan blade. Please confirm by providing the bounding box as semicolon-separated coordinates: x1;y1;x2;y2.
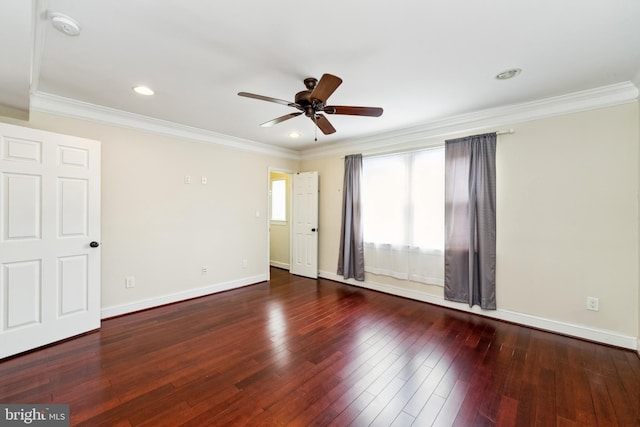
324;106;383;117
238;92;300;109
260;112;303;127
312;114;336;135
309;74;343;103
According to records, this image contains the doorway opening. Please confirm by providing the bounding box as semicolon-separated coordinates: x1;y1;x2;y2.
268;169;293;277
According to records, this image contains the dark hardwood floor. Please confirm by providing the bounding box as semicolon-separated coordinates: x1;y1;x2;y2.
1;267;639;426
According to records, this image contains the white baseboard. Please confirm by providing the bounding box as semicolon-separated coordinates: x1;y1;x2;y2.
101;274;268;319
320;270;638;351
100;270;637;352
270;261;290;270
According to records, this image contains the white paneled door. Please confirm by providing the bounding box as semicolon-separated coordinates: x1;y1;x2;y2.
291;171;318;279
0;123;101;359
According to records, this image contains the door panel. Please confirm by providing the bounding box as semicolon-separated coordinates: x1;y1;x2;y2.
58;145;89;167
4;260;41;328
4;173;41;239
59;177;88;237
5;137;41;162
0;123;100;359
58;255;88;316
291;172;318;278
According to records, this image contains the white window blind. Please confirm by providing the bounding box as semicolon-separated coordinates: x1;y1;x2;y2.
362;147;445;285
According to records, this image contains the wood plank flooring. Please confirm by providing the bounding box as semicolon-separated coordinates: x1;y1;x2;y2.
1;267;639;426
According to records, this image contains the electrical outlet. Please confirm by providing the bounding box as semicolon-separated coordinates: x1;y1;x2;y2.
587;296;599;311
125;276;135;289
242;259;248;269
201;266;208;274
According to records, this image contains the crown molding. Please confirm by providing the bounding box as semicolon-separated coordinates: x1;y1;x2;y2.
29;81;639;162
30;91;302;160
301;81;640;160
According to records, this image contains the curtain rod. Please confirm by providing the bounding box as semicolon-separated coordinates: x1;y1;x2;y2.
341;129;516;159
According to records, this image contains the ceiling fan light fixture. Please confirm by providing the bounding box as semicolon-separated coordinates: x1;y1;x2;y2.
133;85;155;96
495;68;522;80
49;13;81;36
288;131;301;139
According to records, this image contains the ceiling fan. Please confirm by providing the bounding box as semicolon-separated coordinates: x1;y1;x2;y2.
238;73;383;137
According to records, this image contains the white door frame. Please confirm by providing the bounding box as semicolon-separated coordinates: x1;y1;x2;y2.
266;167;295;281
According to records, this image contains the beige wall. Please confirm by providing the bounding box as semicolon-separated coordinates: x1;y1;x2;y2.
496;104;638;335
269;171;291;268
303;102;640;341
1;112;299;313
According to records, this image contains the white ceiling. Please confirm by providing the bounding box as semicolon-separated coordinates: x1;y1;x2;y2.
3;0;640;151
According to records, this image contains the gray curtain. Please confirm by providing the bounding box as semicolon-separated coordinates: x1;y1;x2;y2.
337;154;365;281
444;133;496;309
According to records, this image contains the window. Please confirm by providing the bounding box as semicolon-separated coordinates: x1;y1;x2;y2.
271;179;287;222
362;147;445;285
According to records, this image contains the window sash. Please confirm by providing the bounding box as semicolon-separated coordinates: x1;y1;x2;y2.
362;147;445;286
362;147;444;251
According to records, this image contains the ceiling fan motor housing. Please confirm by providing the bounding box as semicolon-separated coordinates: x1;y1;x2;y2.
295;90;322;117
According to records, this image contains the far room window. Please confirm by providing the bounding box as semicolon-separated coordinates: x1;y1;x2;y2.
271;179;287;222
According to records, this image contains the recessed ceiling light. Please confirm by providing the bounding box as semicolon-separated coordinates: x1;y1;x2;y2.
133;86;155;96
288;131;301;139
495;68;522;80
50;13;81;36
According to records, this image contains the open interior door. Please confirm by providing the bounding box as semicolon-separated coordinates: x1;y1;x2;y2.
0;123;101;359
290;171;318;278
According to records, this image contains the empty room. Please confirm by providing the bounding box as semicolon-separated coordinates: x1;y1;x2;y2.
1;1;639;426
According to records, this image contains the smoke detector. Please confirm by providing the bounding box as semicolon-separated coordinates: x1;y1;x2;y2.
50;13;81;36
